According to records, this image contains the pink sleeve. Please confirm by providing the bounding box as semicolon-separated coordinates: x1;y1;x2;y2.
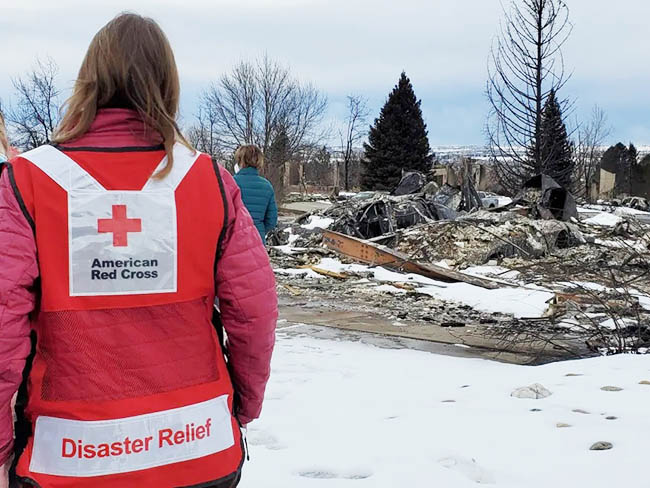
0;169;38;465
215;166;277;425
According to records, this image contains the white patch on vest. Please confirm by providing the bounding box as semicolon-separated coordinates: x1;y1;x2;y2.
29;396;235;477
68;189;177;295
19;144;201;296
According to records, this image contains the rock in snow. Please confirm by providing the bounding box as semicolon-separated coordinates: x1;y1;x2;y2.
600;386;623;392
511;383;552;399
590;442;613;451
572;409;591;414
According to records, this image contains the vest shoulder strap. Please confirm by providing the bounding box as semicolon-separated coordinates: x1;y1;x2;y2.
19;145;103;191
19;143;203;193
142;144;202;191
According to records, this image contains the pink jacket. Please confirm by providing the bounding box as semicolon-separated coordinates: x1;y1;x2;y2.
0;109;277;466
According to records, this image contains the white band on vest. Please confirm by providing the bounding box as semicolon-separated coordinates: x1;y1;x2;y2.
20;144;201;296
29;396;235;477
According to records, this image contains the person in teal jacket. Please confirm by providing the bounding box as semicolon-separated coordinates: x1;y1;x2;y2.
233;145;278;243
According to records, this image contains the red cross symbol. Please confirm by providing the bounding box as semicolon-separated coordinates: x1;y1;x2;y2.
97;205;142;247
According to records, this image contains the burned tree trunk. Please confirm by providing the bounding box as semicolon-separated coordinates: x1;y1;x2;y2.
486;0;573;194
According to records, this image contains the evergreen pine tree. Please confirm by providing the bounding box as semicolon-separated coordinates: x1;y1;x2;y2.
599;142;642;196
632;153;650;198
601;143;628;175
538;90;574;189
625;143;638;195
361;72;433;190
628;143;638;164
639;154;650;168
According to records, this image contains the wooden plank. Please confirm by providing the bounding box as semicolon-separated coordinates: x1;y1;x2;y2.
303;265;349;280
321;230;503;290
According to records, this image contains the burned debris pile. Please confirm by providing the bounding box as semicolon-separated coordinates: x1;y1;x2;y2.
509;174;578;221
396;212;585;267
321;193;455;240
272;172;650;356
276;172;589;265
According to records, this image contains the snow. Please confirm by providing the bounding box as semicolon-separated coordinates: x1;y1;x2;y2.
584;212;622;227
639;295;650;311
463;265;521;280
241;332;650;488
272;245;308;255
421;282;552;318
599;317;638;330
305;258;553;318
496;196;513;207
301;216;335;230
594;238;647;252
577;206;595;214
614;207;649;217
287;232;300;246
557;281;650;313
375;283;408;294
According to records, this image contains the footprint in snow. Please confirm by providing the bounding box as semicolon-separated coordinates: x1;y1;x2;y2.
298;468;373;480
264;392;287;401
247;428;287;451
438;456;496;484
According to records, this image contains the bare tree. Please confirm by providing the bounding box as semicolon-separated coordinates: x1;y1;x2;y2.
198;54;328;175
7;57;61;150
339;95;369;191
186;104;225;166
487;0;573;194
574;106;610;201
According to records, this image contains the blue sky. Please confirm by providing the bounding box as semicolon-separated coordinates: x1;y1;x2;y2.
1;0;648;146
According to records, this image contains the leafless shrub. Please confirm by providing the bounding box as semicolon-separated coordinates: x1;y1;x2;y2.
339;95;369;191
573;106;611;201
486;225;649;359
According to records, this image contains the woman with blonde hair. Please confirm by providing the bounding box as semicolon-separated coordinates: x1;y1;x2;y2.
0;13;276;488
0;112;10;162
233;144;278;243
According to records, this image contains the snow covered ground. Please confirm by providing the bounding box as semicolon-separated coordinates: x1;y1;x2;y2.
240;331;650;488
275;257;553;318
579;205;650;226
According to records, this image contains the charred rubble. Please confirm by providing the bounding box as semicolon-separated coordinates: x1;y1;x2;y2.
273;171;586;264
271;171;650;355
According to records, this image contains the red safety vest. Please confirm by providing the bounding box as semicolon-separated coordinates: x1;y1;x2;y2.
12;144;243;487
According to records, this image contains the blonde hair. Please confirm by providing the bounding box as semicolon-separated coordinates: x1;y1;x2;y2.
52;13;191;178
234;145;264;170
0;111;9;158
